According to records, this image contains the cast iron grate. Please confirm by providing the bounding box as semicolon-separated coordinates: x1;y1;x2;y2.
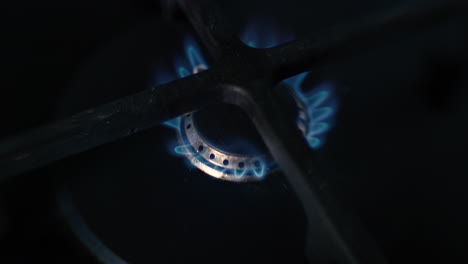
0;0;466;263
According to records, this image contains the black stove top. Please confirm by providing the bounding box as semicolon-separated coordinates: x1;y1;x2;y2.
1;1;468;263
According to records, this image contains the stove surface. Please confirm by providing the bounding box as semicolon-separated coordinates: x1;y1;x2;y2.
0;1;468;263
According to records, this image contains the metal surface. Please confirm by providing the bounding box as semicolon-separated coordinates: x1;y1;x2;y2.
221;81;387;264
175;113;272;182
0;71;222;180
0;0;462;181
0;0;467;263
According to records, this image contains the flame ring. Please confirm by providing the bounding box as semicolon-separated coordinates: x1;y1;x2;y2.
176;114;269;182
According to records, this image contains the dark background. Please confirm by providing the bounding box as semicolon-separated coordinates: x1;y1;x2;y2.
0;0;467;263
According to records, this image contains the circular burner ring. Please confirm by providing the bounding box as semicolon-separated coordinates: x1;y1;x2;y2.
176;113;270;182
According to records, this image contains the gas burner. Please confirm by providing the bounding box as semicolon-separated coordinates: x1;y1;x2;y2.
162;35;337;182
167;76;337;182
162;37;278;182
174;111;273;182
1;1;462;263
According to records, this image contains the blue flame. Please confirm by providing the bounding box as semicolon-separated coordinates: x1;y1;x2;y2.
174;144;192;155
163;118;180;130
241;20;337;148
170;139;269;180
177;67;190;78
163;118;182;130
158;25;334;179
234;168;247;178
241;20;294;48
156;36;274;180
284;74;338;149
253;159;266;179
156;37;208;129
165;140;197;170
187;45;207;70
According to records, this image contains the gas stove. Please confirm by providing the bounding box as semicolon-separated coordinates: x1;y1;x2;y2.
0;1;468;263
159;34;337;182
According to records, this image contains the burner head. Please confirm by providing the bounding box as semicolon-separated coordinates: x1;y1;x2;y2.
176;104;275;182
161;36;337;182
